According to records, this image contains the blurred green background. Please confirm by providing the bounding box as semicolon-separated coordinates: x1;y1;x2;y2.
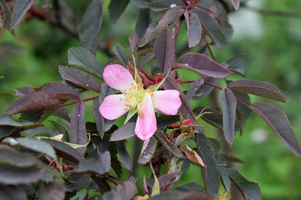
1;0;301;199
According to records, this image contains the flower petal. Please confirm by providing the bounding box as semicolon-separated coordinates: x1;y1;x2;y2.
153;90;181;115
103;64;136;92
99;94;128;120
135;93;157;140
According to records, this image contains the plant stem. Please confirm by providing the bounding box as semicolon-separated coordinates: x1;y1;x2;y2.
105;175;118;186
201;30;216;61
47;96;98;109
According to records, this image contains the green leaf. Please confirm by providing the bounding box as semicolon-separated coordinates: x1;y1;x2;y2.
68;47;104;79
225;168;262;200
0;0;15;35
0;145;46;184
79;0;103;55
195;132;220;197
154;27;175;74
228;79;286;103
39;168;66;200
59;66;101;92
114;43;131;66
110;122;136;141
0;91;15;97
154;130;184;158
5;91;60;115
130;0;148;8
136;8;152;38
250;102;301;157
178;53;231;78
70;100;87;156
226;54;246;76
116;141;132;171
184;12;202;48
10;0;35;30
163;76;196;122
220;88;237;145
219;168;231;192
190;9;228;48
109;0;129;23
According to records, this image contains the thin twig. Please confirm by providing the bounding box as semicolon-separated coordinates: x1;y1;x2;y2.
201;30;216;61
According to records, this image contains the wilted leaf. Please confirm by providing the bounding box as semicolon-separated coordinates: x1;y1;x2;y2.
116;141;132;171
220;88;237;145
0;145;46;184
68;47;104;79
190;9;228;48
250;102;301;157
154;27;175;74
79;0;103;55
225;168;261;200
5;91;60;115
35;82;79;100
59;66;101;92
10;0;35;30
195;132;220;197
39;168;65;200
228;79;286;103
110;122;135;141
138;137;156;164
226;54;246;76
184;12;202;48
181;144;205;167
70;100;87;156
109;0;129;23
154;130;184;158
178;53;231;78
163;76;196;122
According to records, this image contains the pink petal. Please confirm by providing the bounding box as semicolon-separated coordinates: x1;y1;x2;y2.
153;90;181;115
103;64;136;92
99;94;128;120
135;93;157;140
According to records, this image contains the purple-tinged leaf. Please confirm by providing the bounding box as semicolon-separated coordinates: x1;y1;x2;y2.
178;53;231;78
228;79;286;103
93;97;105;139
97;151;111;174
174;182;204;193
190;9;228;48
0;114;43;128
130;0;148;8
91;175;111;194
136;8;152;39
225;168;262;200
79;0;103;55
110;122;135;141
186;78;204;101
163;76;196;122
70;100;87;156
157;115;180;129
52;107;70;122
42;139;83;164
0;15;2;30
129;30;140;53
68;47;104;79
193;77;218;100
232;91;251;134
138;137;156;164
0;185;27;200
219;168;231;192
14;85;33;97
226;54;246;76
109;0;129;23
5;91;60;115
139;8;185;47
141;52;155;66
10;0;35;30
250;102;301;157
194;106;240;132
0;145;46;184
184;12;202;48
195;132;220;197
59;66;100;92
39;169;65;200
147;0;185;11
154;130;184;158
0;1;15;35
116;141;132;171
231;0;240;11
146;192;186;199
158;172;178;187
114;42;130;66
65;173;90;192
220;88;237;145
154;27;175;74
73;158;109;176
35;82;79;100
111;181;138;200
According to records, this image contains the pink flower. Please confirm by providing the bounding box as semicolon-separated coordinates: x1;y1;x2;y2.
99;64;182;140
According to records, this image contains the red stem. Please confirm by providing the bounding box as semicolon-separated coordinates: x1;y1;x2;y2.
105;175;118;186
201;30;216;61
47;96;97;109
